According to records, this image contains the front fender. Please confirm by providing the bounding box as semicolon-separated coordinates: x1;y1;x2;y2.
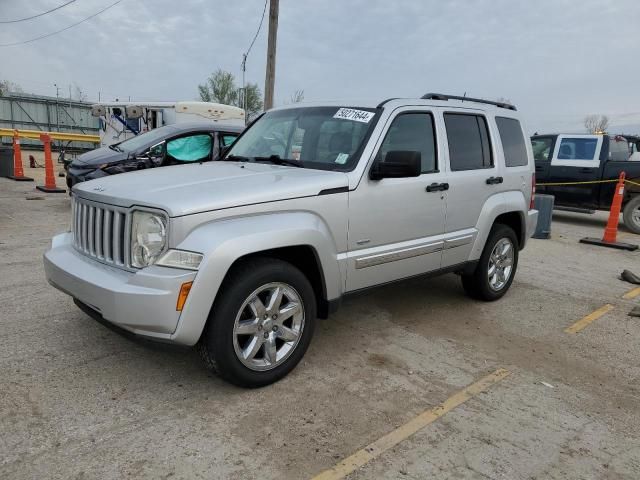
170;212;341;345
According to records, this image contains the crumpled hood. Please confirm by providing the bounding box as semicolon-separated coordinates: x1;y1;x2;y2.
72;161;349;217
71;147;128;167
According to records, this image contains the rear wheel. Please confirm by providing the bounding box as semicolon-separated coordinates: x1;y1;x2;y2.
462;224;519;301
622;196;640;234
198;257;316;388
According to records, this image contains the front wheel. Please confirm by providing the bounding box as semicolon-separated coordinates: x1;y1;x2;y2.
622;196;640;234
462;224;519;301
198;257;317;388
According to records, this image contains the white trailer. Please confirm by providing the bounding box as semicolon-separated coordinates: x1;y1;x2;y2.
90;101;245;147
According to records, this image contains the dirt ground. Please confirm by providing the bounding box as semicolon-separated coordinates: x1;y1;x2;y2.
1;164;639;479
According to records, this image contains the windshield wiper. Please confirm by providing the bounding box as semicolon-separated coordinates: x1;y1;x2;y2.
109;144;122;152
223;154;252;162
254;155;304;168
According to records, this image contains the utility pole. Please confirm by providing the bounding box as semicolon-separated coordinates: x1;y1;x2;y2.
263;0;279;110
53;83;60;132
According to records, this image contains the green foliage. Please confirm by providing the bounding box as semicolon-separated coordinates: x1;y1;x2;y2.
0;79;23;96
198;69;263;120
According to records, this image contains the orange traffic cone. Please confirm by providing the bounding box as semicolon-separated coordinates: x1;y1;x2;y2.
580;172;637;251
8;131;34;181
36;133;65;193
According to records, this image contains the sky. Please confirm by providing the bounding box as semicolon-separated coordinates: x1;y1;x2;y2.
2;0;640;134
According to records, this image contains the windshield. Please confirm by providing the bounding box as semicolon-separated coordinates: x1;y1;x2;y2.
226;106;379;171
115;125;179;153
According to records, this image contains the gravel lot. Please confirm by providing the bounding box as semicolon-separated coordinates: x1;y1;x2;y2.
1;165;639;479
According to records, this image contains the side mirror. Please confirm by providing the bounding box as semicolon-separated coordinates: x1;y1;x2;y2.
370;151;421;180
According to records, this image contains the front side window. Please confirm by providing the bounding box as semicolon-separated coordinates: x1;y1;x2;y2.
444;113;493;171
531;137;553;162
496;117;528;167
377;112;437;173
226;106;378;171
166;134;212;162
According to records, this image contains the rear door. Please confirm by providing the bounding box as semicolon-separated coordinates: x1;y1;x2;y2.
545;134;603;208
440;110;502;267
215;131;240;159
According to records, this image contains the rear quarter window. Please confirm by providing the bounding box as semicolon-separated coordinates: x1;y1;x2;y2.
496;117;528;167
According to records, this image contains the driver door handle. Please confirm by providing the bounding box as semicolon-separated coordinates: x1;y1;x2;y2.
486;176;504;185
426;182;449;192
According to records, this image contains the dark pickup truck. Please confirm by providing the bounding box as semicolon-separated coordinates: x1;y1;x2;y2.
532;133;640;233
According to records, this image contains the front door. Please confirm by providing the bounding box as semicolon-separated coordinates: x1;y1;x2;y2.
346;109;447;292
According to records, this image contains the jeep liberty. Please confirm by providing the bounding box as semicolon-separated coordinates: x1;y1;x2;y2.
44;94;538;387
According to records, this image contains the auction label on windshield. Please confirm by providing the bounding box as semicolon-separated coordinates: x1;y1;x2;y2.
333;108;375;123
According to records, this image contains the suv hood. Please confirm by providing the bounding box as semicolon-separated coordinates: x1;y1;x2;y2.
72;162;349;217
72;147;128;167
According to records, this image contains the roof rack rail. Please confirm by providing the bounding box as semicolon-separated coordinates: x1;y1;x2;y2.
420;93;517;111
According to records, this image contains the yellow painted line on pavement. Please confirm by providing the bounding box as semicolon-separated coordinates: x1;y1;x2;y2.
622;287;640;300
565;304;614;334
310;368;511;480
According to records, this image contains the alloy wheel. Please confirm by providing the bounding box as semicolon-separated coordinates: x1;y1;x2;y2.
487;238;514;291
232;282;305;371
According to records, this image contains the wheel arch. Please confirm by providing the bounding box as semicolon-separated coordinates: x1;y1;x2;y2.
169;212;342;346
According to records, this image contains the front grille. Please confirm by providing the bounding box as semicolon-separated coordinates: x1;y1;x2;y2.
72;196;130;268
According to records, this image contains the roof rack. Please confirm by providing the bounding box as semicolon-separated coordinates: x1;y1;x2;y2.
420;93;517;111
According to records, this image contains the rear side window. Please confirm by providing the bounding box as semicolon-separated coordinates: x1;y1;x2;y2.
220;134;239;147
444;113;492;171
378;112;437;173
496;117;528;167
557;138;598;160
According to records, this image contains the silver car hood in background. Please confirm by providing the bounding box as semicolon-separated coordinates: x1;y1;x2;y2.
72;162;349;217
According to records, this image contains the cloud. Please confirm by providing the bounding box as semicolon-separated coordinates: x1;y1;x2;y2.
2;0;639;133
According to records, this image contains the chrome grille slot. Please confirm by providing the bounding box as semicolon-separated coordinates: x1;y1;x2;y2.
72;196;129;269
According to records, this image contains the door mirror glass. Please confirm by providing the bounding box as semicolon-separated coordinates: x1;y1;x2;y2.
370;150;421;180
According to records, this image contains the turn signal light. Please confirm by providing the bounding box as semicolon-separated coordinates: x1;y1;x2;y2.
176;281;193;311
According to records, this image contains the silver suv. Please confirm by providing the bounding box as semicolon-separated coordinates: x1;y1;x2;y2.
44;94;538;387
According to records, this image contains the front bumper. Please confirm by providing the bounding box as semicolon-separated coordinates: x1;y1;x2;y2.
44;232;196;342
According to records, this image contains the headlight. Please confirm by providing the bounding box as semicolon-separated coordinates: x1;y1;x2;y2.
130;210;168;268
156;249;203;271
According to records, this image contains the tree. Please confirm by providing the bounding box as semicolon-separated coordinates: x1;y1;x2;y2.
72;82;88;102
198;69;263;120
0;79;23;96
584;115;609;133
290;89;304;103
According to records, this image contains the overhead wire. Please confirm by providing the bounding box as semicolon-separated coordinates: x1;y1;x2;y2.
244;0;268;60
0;0;124;47
0;0;77;24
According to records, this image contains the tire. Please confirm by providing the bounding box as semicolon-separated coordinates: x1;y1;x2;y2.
461;224;519;301
198;257;317;388
622;196;640;234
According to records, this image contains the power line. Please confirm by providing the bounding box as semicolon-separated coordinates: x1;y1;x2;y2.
244;0;268;60
0;0;76;24
0;0;124;47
